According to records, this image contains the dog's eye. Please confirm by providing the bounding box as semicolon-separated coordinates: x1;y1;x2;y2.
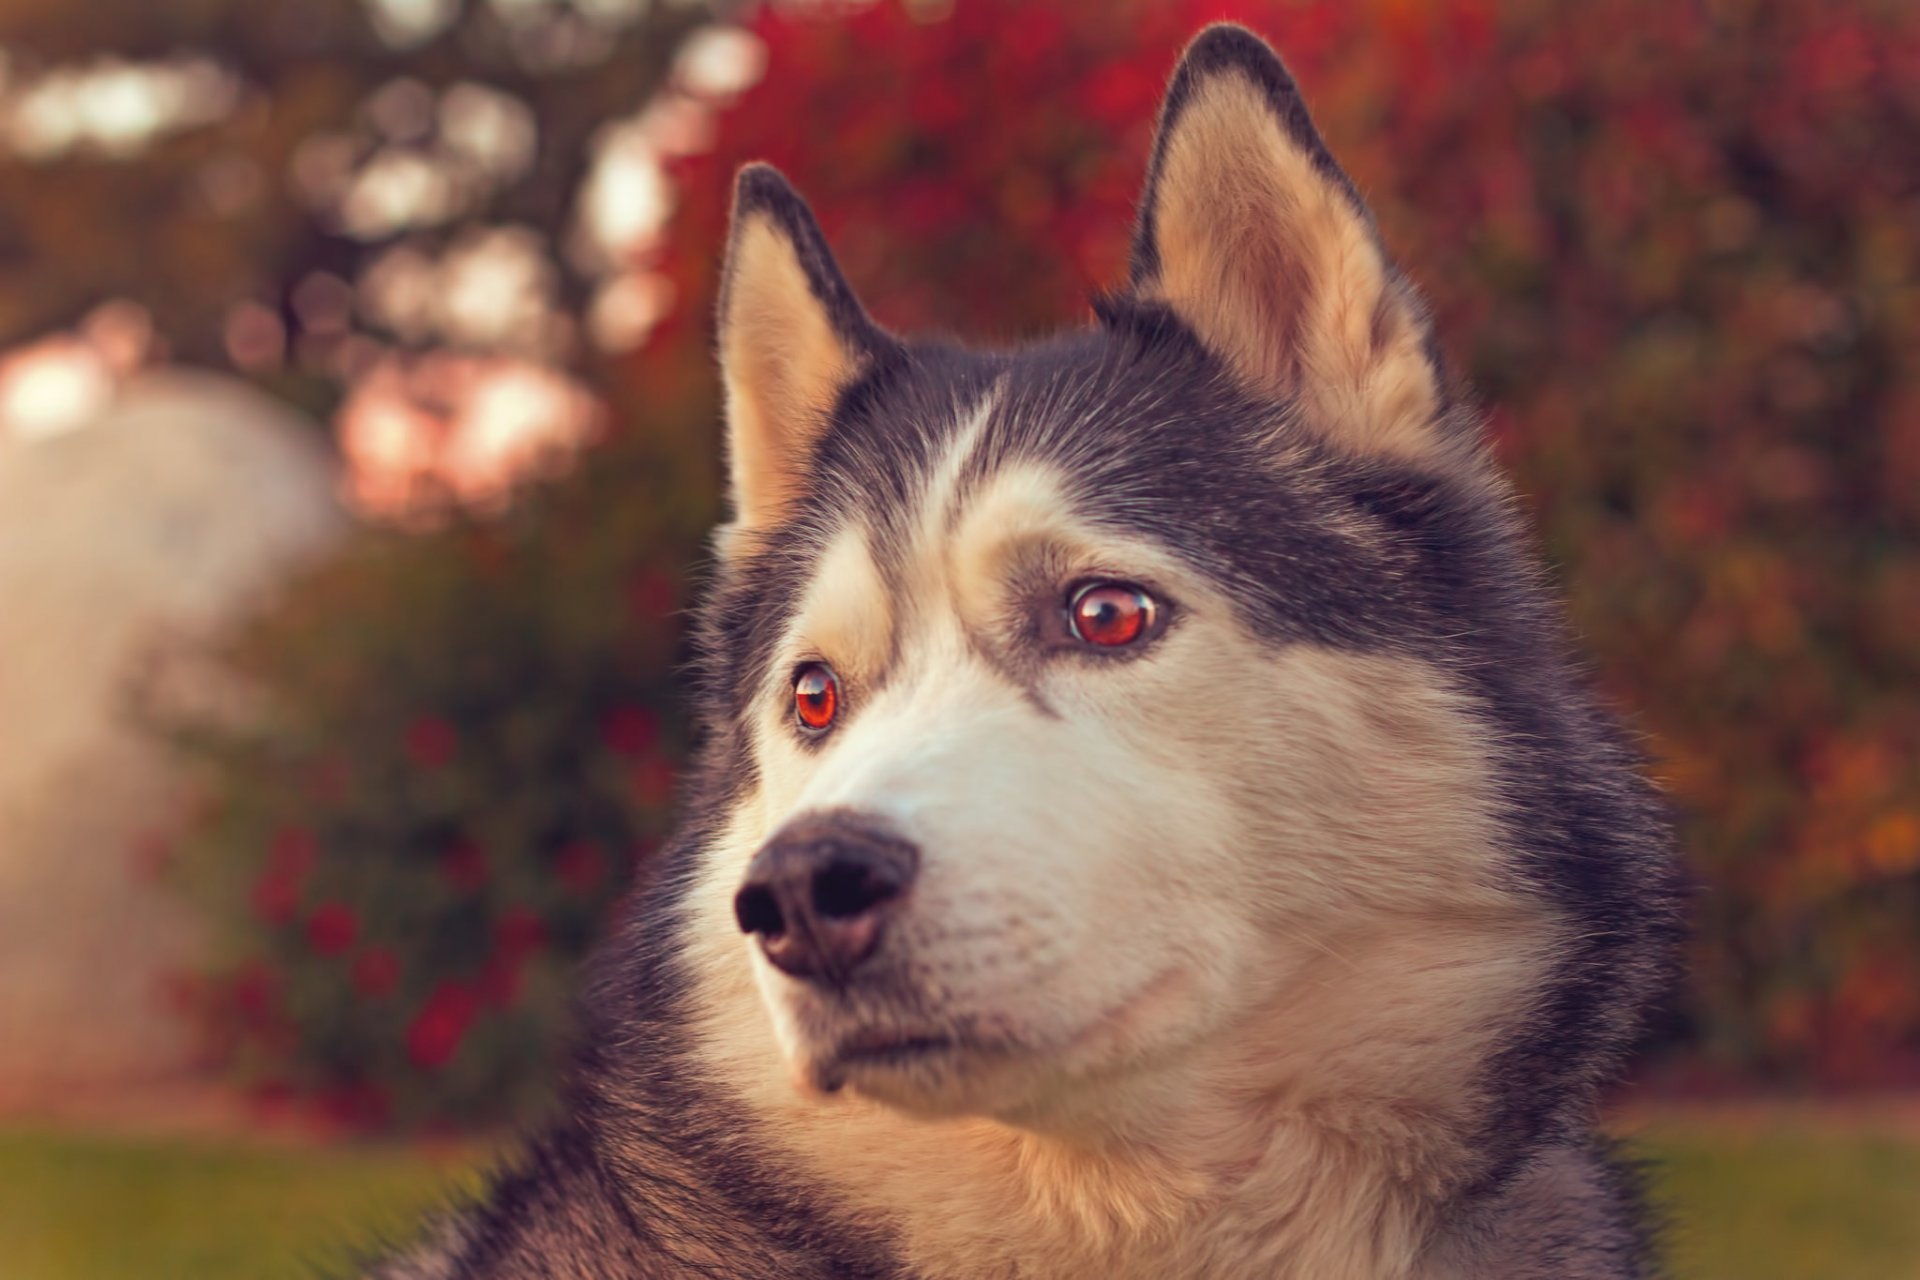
1067;582;1156;648
793;663;840;732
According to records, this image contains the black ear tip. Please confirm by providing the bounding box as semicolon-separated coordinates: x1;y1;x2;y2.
1170;22;1300;99
732;161;802;217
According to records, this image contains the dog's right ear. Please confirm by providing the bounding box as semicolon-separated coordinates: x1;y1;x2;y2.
717;164;887;548
1128;25;1449;465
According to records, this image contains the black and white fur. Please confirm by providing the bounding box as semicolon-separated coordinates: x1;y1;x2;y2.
372;24;1684;1279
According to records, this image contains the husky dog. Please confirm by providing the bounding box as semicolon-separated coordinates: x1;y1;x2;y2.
375;23;1684;1280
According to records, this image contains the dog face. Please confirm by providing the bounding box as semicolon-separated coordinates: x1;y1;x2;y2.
686;27;1559;1129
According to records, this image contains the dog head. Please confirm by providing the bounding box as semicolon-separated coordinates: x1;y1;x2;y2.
684;25;1569;1132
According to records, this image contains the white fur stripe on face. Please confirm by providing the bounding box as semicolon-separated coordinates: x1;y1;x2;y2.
910;386;1000;592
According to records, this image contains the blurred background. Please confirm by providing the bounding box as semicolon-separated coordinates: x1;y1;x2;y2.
0;0;1915;1276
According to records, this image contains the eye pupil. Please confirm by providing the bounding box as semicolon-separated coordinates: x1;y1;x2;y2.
793;664;839;731
1069;583;1153;648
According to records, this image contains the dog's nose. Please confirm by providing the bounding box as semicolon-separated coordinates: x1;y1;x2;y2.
733;812;919;985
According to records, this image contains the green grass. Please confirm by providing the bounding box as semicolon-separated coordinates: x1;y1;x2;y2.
1645;1122;1920;1280
0;1129;483;1280
2;1120;1917;1279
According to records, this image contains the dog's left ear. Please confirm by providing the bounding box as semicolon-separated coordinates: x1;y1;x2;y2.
717;164;890;547
1130;25;1447;463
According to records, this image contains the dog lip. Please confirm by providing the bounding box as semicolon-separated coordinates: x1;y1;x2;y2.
831;1031;957;1064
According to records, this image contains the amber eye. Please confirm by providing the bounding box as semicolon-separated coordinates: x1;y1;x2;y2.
1067;582;1156;648
793;663;840;732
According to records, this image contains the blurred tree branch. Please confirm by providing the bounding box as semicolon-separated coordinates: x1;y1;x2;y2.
0;0;722;416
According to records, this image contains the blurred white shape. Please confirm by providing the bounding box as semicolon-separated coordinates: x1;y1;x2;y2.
437;225;559;351
580;122;672;263
514;12;617;72
440;82;538;182
636;93;714;157
365;0;459;47
337;354;600;519
5;57;238;160
75;63;166;154
337;365;445;514
293;272;357;336
567;21;757;279
365;77;437;143
8;73;82;159
79;301;155;378
589;271;674;352
0;339;116;444
443;359;601;502
675;26;768;99
223;301;287;373
577;0;651;24
0;372;342;1105
339;146;459;239
289;132;360;211
358;244;441;343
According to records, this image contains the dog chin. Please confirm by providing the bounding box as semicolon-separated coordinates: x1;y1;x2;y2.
764;995;1036;1117
779;1021;1013;1115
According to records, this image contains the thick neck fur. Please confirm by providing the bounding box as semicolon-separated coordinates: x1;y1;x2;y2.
680;849;1556;1280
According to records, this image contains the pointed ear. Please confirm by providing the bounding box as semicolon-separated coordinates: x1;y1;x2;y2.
717;164;887;543
1130;25;1448;463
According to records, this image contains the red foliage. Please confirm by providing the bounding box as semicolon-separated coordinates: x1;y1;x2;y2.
553;840;607;896
494;907;548;964
629;756;676;807
404;715;459;768
439;837;489;895
600;704;659;758
351;947;401;998
477;956;525;1010
230;960;280;1022
249;869;300;925
167;475;690;1127
407;982;480;1070
305;902;359;956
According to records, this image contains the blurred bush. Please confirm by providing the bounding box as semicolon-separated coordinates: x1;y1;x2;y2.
160;443;706;1129
160;0;1920;1126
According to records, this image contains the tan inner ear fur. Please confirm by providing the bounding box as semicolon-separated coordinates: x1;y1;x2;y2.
1141;72;1441;462
721;215;865;536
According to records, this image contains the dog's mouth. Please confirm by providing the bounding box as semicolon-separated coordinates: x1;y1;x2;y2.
835;1030;955;1063
812;1028;971;1093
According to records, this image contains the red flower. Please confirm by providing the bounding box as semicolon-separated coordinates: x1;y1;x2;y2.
406;982;479;1070
630;757;677;806
351;947;401;998
440;837;488;894
303;756;351;804
270;826;319;876
230;961;280;1021
313;1079;392;1131
494;907;547;963
477;957;524;1009
305;901;359;956
405;715;458;768
553;840;606;896
627;569;677;623
600;705;658;758
250;869;300;924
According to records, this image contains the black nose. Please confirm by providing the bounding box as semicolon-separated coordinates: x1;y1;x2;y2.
733;812;919;986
